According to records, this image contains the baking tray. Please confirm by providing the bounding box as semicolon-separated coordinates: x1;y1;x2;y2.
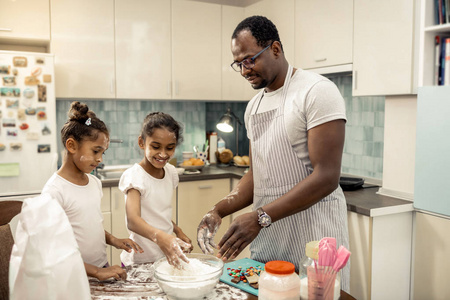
339;176;365;191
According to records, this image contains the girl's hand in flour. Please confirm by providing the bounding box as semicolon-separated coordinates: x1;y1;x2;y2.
173;224;194;253
197;210;222;254
157;233;191;269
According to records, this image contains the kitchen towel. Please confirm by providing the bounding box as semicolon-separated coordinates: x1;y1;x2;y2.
9;194;90;300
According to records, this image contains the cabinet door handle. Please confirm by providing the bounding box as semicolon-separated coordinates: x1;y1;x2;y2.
0;28;12;32
353;70;357;90
315;57;327;62
198;185;213;189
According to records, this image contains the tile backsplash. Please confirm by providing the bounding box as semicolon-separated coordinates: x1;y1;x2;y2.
56;75;384;179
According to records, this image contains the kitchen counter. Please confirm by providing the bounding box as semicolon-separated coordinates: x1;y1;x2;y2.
101;165;413;217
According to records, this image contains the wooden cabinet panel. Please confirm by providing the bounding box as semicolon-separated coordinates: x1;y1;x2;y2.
0;0;50;43
171;0;222;100
177;179;231;254
110;187;127;265
294;0;353;70
50;0;115;98
115;0;172;99
353;0;417;96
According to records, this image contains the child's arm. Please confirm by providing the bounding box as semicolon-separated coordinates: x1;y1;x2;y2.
172;221;194;253
105;230;143;253
126;188;191;268
84;262;126;281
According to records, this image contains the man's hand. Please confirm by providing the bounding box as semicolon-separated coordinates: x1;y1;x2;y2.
217;211;260;261
197;210;222;254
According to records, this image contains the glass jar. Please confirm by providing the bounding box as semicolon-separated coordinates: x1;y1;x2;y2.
259;260;301;300
299;241;340;300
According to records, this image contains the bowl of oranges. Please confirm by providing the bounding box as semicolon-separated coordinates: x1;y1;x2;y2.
179;157;205;170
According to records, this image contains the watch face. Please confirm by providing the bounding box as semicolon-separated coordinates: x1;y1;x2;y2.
259;213;272;227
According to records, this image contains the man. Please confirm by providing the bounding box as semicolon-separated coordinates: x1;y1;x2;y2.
197;15;350;291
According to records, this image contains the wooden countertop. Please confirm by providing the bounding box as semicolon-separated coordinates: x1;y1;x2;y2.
102;164;413;217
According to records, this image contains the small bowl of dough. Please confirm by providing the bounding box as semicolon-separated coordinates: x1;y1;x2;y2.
153;253;224;299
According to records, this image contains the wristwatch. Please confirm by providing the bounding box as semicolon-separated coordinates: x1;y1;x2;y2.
257;207;272;228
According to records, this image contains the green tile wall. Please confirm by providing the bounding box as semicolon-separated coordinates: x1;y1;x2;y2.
56;75;384;179
330;75;384;179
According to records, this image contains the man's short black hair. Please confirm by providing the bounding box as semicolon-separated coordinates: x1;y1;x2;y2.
232;15;283;51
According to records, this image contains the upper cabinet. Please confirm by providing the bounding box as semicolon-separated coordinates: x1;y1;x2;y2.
115;0;171;99
294;0;353;72
352;0;418;96
0;0;50;44
222;5;255;101
50;0;115;98
171;0;222;100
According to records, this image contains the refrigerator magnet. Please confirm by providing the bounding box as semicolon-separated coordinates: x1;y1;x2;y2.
36;107;46;120
31;67;42;77
41;123;51;135
0;65;10;74
0;143;5;151
12;68;18;76
43;74;51;83
6;129;18;139
10;143;22;151
1;87;20;97
2;76;15;86
38;144;50;153
23;88;35;99
6;99;19;109
38;85;47;102
17;109;26;121
25;76;40;86
35;57;45;65
25;107;36;115
26;132;39;140
19;123;29;130
13;56;27;67
2;118;15;128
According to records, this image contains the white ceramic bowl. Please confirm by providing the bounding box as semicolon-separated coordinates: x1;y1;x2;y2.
153;253;224;300
175;167;185;176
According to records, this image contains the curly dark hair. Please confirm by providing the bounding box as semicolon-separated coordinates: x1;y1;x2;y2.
232;15;283;51
140;112;184;146
61;101;109;147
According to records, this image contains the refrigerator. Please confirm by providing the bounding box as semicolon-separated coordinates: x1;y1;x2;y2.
0;50;58;201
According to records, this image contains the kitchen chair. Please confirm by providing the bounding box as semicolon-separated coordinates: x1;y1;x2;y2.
0;201;23;300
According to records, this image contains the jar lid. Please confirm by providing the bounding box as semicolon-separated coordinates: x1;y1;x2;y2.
305;241;319;260
265;261;295;275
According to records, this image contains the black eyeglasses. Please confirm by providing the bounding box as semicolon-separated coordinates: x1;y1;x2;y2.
230;43;272;72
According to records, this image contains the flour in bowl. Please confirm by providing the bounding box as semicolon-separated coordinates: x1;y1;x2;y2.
157;258;218;278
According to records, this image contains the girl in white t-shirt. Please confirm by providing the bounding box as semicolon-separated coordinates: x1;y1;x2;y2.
42;101;142;281
119;112;193;268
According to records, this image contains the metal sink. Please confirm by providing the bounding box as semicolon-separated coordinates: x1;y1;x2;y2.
96;164;132;180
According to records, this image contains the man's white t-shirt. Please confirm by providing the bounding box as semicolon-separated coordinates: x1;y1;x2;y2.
42;173;107;267
245;68;347;163
119;163;179;265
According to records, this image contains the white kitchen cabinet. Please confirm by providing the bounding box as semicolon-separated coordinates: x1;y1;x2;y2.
171;0;222;100
222;5;255;101
294;0;353;72
177;179;231;254
352;0;418;96
115;0;172;99
347;210;413;300
101;187;112;264
0;0;50;44
50;0;115;99
413;212;450;299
